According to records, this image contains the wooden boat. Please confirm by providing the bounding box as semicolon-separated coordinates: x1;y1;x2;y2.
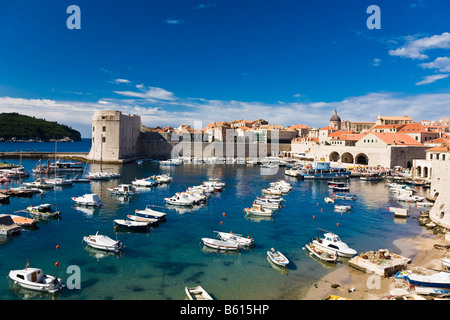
9;214;38;228
201;238;239;251
26;204;61;219
305;242;338;263
185;286;213;300
8;265;64;294
83;232;124;252
267;248;289;267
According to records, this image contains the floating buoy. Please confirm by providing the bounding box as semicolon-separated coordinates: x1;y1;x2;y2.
336;223;340;227
114;226;117;230
320;208;323;212
56;244;60;250
223;213;226;217
220;221;223;225
317;203;319;206
55;261;59;267
341;212;343;216
247;236;250;239
313;215;315;219
230;231;233;234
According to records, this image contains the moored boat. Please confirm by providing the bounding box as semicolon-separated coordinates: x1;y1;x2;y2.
26;204;61;219
334;204;351;212
108;184;135;196
406;271;450;289
8;265;64;294
311;231;357;258
201;237;239;251
114;219;150;231
244;204;275;216
215;231;254;248
267;248;289;267
83;232;124;252
300;161;350;180
72;194;103;206
9;214;39;228
305;242;339;263
135;205;167;221
185;286;213;300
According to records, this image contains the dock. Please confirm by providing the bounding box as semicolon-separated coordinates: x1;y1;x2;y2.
348;249;412;277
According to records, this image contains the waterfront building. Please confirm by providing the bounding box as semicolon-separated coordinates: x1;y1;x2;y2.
375;115;414;126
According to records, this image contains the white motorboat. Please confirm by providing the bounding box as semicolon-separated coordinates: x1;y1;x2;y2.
334;204;351;211
254;197;281;209
164;194;194;206
324;197;335;203
10;186;43;194
267;248;289;267
126;214;159;225
201;238;239;251
23;178;54;189
397;195;425;202
156;174;173;183
185;286;213;300
244;204;275;216
83;232;124;252
87;171;111;180
8;266;64;294
114;219;150;231
131;177;157;187
262;188;283;196
406;271;450;289
135;205;167;221
285;168;301;177
215;231;254;248
46;177;73;186
312;232;357;258
26;204;61;219
108;184;135;196
72;194;102;206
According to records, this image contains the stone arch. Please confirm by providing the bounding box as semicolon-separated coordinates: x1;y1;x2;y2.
341;152;354;164
416;166;422;177
329;151;340;162
423;166;428;178
355;153;369;165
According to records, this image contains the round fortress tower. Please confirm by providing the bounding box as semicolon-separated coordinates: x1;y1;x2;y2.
88;110;141;162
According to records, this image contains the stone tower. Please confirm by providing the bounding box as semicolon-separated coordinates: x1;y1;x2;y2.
88;110;141;162
329;109;341;130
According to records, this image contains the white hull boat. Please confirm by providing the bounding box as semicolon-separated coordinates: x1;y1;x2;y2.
201;238;239;251
83;232;124;252
305;242;339;263
72;194;102;206
165;195;194;206
406;271;450;289
23;178;54;189
267;248;289;267
131;178;157;187
127;214;159;225
215;231;254;248
185;286;213;300
108;184;135;196
312;232;357;258
114;219;150;231
8;267;64;294
135;206;166;221
244;204;275;216
334;204;351;211
324;197;334;203
156;174;173;183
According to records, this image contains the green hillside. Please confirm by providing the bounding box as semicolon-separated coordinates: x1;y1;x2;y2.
0;113;81;141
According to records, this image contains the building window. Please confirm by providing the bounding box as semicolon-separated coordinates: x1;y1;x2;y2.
102;137;106;143
102;126;106;132
92;126;95;132
92;137;94;143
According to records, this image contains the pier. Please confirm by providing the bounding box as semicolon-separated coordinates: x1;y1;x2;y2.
0;151;93;162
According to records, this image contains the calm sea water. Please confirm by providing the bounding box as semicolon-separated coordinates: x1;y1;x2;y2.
0;142;426;300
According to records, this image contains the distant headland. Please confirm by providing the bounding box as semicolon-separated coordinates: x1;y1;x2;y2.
0;112;81;142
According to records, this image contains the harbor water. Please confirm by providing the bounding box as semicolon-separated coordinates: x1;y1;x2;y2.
0;142;426;300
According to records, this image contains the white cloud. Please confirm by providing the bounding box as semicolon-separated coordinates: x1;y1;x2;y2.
114;86;176;101
420;56;450;73
163;19;185;25
193;3;217;9
389;32;450;60
114;79;130;84
415;74;449;85
372;58;381;66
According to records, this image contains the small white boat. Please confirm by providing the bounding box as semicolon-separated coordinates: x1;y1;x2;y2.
156;174;173;183
388;207;408;218
416;202;434;207
10;186;43;194
114;219;150;231
108;184;135;196
72;194;102;206
244;204;275;216
46;177;73;186
267;248;289;267
185;286;213;300
397;195;425;202
23;178;54;189
164;194;194;206
8;266;64;294
324;197;334;203
201;238;239;251
126;214;159;225
406;271;450;289
131;177;157;187
215;231;254;248
262;188;283;196
135;205;167;221
83;232;124;252
312;232;357;258
305;242;339;263
88;172;111;180
334;204;351;211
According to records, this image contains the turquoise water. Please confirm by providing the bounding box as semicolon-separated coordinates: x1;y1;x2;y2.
0;156;426;300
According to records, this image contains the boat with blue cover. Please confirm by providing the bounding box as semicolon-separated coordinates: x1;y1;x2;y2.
299;162;350;180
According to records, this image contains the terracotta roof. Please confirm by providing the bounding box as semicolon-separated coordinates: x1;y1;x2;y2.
398;123;437;133
288;124;310;130
369;132;423;146
319;126;337;131
371;124;405;130
328;131;353;137
332;133;367;141
426;143;450;152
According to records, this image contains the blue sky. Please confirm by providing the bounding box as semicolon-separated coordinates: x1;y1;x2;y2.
0;0;449;137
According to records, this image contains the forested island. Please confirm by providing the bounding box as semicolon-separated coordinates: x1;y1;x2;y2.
0;113;81;142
